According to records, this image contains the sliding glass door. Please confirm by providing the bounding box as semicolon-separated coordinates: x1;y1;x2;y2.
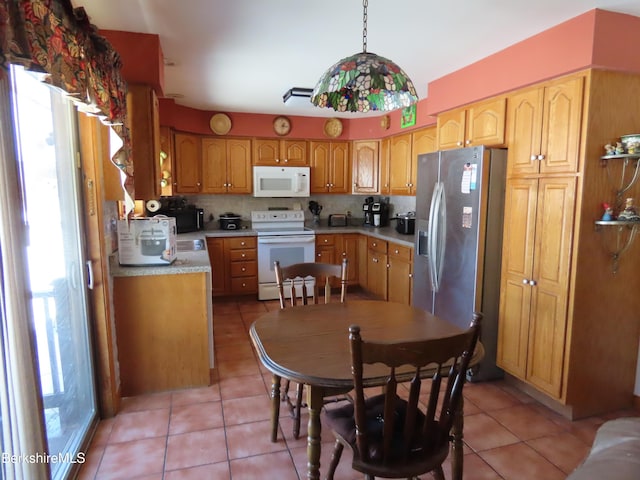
9;65;96;479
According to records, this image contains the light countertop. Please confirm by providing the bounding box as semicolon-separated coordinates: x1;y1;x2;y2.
110;222;415;278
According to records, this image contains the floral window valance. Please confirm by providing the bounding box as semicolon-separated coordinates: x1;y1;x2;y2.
0;0;134;202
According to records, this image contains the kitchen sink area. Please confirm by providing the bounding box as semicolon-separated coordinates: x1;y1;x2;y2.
177;238;205;252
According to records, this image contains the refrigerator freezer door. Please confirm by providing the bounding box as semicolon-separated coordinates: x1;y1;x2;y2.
412;152;440;314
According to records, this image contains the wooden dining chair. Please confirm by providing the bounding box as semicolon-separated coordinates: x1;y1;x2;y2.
322;312;482;480
270;258;348;441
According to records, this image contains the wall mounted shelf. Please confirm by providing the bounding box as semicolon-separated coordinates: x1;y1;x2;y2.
596;153;640;273
594;220;640;274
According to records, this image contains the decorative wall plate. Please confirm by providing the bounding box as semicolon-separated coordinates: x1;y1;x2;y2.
324;118;343;138
209;113;232;135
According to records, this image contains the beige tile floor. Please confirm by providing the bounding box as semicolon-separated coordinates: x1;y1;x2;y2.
78;292;639;479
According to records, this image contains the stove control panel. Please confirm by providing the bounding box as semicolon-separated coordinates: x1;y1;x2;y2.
251;210;305;222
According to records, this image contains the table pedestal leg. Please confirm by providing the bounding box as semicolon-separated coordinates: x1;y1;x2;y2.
270;374;281;442
451;395;464;480
306;386;323;480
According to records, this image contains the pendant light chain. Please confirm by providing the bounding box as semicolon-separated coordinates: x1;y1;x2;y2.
362;0;368;53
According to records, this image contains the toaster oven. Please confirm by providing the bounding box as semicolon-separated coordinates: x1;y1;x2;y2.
328;214;348;227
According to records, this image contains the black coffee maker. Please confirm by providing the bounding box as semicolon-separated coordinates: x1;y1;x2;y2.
371;202;389;227
363;197;374;226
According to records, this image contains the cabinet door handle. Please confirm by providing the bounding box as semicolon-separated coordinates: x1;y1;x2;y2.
241;253;246;258
456;141;463;146
530;155;537;161
465;139;471;145
275;158;280;163
240;241;245;246
317;253;321;257
522;278;529;284
241;267;246;272
284;159;288;163
537;154;545;160
529;280;537;286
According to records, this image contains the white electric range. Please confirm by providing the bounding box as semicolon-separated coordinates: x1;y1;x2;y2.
251;210;316;300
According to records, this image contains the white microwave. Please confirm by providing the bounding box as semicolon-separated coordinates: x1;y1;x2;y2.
253;166;310;197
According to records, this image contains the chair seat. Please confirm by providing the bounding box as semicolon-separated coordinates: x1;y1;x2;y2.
323;393;450;476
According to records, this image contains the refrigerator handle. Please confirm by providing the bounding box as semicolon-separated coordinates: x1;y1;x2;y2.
427;182;442;292
435;182;447;291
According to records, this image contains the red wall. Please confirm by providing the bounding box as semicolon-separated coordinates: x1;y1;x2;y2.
101;30;165;97
149;9;640;140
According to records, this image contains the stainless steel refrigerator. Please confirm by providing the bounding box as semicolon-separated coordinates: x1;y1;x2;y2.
413;146;507;381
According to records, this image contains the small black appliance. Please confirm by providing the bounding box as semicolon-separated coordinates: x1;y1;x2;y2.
362;196;374;226
371;202;389;227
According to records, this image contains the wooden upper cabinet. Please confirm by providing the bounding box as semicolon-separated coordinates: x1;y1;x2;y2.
253;139;307;165
437;97;506;150
201;138;227;193
389;133;414;195
202;137;252;194
437;108;466;150
352;140;379;194
506;75;584;176
309;141;350;193
174;133;201;193
127;84;161;199
411;126;438;157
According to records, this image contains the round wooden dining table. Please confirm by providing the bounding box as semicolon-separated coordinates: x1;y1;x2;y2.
249;299;483;480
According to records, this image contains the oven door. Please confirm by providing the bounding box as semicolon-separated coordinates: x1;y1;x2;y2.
257;235;316;283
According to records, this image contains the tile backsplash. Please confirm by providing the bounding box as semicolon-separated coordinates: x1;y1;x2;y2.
189;194;416;227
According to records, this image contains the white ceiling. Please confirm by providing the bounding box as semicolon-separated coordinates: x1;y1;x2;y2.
75;0;640;119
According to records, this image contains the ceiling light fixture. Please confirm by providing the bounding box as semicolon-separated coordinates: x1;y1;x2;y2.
283;87;314;103
310;0;418;113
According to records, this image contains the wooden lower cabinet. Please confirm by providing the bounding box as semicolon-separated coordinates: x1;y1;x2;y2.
387;244;413;305
338;234;359;286
315;234;336;264
497;177;576;399
315;233;359;287
206;238;226;296
366;238;388;300
206;236;257;296
113;273;210;396
357;235;369;290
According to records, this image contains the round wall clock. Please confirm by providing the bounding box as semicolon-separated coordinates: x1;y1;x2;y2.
273;116;291;136
324;118;343;138
209;113;232;135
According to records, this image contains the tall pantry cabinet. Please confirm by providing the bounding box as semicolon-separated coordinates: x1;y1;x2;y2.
496;70;640;419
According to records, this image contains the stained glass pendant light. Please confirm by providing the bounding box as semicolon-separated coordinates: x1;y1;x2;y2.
311;0;418;113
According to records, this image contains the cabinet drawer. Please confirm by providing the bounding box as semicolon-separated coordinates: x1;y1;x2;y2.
226;236;256;249
229;249;256;262
368;238;387;254
316;234;335;247
388;243;412;261
230;261;257;277
230;276;257;294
